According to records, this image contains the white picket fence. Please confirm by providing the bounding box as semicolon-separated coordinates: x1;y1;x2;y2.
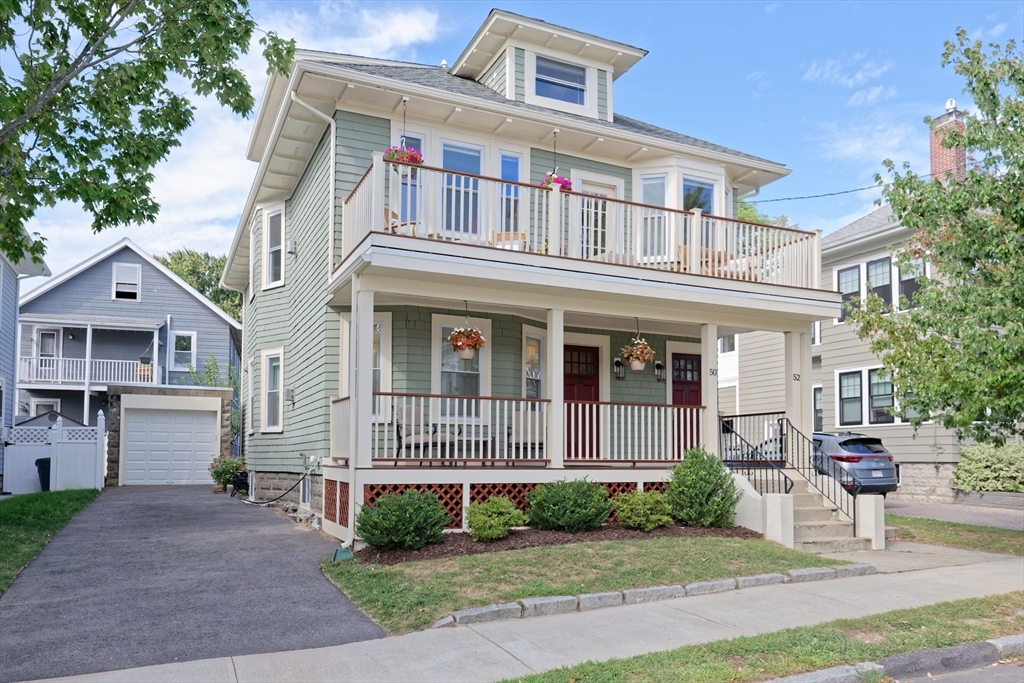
3;413;106;494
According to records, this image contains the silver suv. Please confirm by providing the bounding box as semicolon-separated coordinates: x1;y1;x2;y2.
812;432;898;496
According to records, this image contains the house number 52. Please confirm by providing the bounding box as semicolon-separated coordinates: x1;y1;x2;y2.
792;373;801;381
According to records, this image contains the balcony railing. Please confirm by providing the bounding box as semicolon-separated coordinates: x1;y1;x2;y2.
19;357;161;385
341;154;821;289
564;401;703;464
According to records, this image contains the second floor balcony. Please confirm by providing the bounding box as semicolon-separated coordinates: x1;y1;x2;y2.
19;357;162;386
339;154;822;290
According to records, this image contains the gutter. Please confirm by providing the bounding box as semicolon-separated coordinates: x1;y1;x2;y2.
289;92;337;282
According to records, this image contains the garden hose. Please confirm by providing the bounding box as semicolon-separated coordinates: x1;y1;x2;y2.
239;459;319;507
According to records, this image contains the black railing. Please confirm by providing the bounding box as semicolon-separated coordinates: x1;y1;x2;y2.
719;414;793;494
779;418;861;526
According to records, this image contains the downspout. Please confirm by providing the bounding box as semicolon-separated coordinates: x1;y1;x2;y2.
165;315;172;384
289;91;337;281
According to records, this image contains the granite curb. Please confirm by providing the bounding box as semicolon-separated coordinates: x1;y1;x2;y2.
770;633;1024;682
431;563;876;628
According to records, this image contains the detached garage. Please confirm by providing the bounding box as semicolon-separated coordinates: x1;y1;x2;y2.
106;385;233;486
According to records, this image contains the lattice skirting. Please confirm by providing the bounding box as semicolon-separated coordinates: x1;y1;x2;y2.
338;482;350;528
469;483;538;512
643;481;666;494
324;480;338;524
363;484;463;528
602;482;638;498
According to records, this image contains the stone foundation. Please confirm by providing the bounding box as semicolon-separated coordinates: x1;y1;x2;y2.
890;463;956;502
252;471;323;516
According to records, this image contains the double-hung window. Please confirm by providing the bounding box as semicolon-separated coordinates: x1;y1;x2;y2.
867;257;892;307
264;210;283;288
868;368;895;424
112;263;141;301
838;371;862;426
837;266;860;322
813;387;824;432
641;175;667;258
262;350;283;432
440;324;481;416
900;259;924;309
172;332;197;371
535;56;586;105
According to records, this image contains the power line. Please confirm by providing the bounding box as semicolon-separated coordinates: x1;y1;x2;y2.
749;184;880;203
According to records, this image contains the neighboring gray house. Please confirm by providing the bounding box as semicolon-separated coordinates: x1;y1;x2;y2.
17;238;241;427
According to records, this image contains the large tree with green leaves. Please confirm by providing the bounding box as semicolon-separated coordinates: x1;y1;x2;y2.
736;200;796;228
851;29;1023;445
157;249;241;321
0;1;294;264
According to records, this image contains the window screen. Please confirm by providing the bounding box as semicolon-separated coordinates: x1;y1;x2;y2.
535;56;586;105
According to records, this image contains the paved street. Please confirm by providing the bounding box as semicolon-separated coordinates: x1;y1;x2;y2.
0;487;383;683
887;499;1024;531
909;661;1024;682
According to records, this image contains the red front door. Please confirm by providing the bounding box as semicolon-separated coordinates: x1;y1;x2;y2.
565;345;600;459
672;353;702;453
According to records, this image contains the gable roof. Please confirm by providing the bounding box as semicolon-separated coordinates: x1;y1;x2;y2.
21;238;241;330
822;205;904;251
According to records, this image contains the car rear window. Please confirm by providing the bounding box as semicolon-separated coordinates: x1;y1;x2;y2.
841;439;888;454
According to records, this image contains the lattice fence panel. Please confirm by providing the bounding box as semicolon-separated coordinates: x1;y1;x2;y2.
9;427;49;444
603;482;638;499
339;482;350;528
64;428;98;442
363;483;462;528
324;480;338;524
642;481;666;494
469;483;538;513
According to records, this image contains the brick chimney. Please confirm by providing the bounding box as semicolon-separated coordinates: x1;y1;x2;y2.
930;98;966;182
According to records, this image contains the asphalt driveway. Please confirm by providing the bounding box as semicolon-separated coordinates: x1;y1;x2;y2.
0;486;384;682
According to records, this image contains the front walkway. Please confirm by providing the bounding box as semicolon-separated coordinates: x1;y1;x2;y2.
0;487;383;683
29;547;1024;683
887;499;1024;531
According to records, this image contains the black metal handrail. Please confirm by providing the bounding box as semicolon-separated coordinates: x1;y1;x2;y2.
719;416;793;494
779;418;861;527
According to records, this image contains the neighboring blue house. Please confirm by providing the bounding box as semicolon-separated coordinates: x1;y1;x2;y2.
17;238;241;427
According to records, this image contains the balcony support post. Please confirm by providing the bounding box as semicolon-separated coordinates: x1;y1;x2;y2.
546;308;564;468
687;209;702;276
152;327;160;384
351;276;375;469
83;324;93;426
700;323;720;456
784;329;812;435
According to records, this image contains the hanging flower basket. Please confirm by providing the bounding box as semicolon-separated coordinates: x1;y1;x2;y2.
540;172;572;192
449;327;486;360
620;337;655;372
384;146;424;173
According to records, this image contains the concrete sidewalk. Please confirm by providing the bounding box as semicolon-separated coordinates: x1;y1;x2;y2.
33;553;1024;683
887;500;1024;531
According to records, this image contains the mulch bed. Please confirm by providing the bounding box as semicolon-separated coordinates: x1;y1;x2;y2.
355;523;762;566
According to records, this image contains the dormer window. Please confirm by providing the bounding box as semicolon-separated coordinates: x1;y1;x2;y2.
535;56;586;105
112;263;141;301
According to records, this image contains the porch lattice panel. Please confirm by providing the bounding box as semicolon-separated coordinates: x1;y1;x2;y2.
324;480;338;524
469;483;538;513
338;482;350;528
363;483;462;528
602;482;638;498
642;481;666;494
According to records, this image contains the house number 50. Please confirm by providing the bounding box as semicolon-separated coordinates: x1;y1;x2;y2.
792;373;801;381
708;368;718;376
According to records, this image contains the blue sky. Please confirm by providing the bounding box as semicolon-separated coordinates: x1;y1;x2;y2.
24;0;1022;286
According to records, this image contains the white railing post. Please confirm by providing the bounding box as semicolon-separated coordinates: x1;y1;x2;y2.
369;152;385;242
812;230;822;289
687;209;702;275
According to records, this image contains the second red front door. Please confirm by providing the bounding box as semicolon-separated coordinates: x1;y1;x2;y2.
565;345;600;458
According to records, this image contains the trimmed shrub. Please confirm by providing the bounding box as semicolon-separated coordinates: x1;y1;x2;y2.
952;444;1024;494
611;491;673;532
355;491;451;550
666;448;741;527
526;479;612;533
467;496;527;542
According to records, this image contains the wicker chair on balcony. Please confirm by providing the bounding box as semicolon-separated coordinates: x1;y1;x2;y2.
395;405;457;458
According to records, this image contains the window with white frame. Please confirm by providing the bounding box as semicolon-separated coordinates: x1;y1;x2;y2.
432;315;491;417
641;175;668;257
868;368;895;424
535;55;586;105
524;333;543;399
813;386;823;432
837;266;860;322
719;335;737;354
683;178;715;213
32;398;60;416
172;332;196;371
300;475;310;507
811;321;822;346
247;358;256;434
838;371;862;426
264;210;283;288
262;350;283;432
112;263;141;301
867;257;892;307
397;133;423;224
499;152;521;234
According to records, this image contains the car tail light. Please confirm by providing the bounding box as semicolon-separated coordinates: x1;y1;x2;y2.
830;455;863;462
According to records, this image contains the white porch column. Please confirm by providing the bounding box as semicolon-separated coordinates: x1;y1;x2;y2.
784;329;812;435
546;308;564;468
83;325;93;425
152;327;160;384
700;323;719;456
351;278;374;468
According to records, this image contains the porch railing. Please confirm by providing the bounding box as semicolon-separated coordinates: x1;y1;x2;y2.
371;392;549;462
18;357;159;385
564;401;703;464
718;413;793;494
781;418;860;524
341;155;821;289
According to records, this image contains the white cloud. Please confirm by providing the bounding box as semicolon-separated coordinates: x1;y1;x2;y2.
847;85;898;107
988;22;1007;37
746;70;773;97
813;115;928;172
24;2;443;291
765;3;779;14
802;53;893;88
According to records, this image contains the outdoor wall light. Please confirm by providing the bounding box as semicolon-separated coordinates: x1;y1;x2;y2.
284;387;295;403
286;238;297;255
613;358;626;380
654;361;666;382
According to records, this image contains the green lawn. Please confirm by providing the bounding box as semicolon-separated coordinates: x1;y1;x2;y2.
503;591;1024;683
323;536;844;634
0;489;101;593
888;514;1024;556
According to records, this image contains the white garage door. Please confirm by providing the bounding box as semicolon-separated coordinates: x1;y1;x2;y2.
122;409;219;484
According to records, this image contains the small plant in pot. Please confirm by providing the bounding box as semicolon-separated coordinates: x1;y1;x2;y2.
449;327;486;360
540;172;572;191
209;452;245;493
383;145;424;173
621;336;655;371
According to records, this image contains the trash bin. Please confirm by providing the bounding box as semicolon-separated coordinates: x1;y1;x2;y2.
35;458;51;492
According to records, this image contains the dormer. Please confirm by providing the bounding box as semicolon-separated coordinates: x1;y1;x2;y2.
449;9;647;122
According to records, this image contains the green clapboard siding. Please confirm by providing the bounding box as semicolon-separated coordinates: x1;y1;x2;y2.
334;110;391;268
530;149;632;201
597;70;608;121
514;48;525;102
482;49;507;96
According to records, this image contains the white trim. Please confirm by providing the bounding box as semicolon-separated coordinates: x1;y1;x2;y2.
811;320;822;346
665;340;702;406
248;218;257;302
833;363;906;428
171;331;198;371
372;312;392;421
262;204;285;290
30;398;61;416
19;238;241;330
261;348;284;433
431;314;492;402
571;170;625;200
111;262;142;302
35;327;62;359
525;50;598;118
522;324;546;398
812;383;823;432
564;331;611;402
